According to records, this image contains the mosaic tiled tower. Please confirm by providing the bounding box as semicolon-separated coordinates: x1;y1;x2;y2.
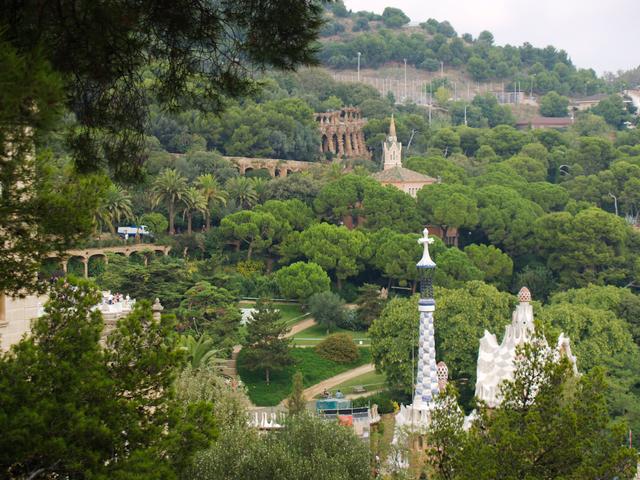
414;228;440;408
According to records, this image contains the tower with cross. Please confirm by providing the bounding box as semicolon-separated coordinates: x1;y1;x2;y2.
414;227;441;408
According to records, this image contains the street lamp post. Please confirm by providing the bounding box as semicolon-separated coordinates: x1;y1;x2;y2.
357;52;361;82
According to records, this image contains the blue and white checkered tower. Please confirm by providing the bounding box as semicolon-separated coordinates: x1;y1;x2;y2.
414;227;440;408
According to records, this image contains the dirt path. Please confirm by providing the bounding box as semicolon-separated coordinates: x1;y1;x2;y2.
284;317;316;337
279;363;376;405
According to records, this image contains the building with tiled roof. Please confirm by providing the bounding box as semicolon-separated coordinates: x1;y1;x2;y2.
372;116;437;197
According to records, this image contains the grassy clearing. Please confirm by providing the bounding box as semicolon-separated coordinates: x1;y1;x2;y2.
323;370;386;397
237;347;372;406
291;324;370;346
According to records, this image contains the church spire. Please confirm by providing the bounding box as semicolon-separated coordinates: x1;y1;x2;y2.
382;114;402;170
389;113;397;140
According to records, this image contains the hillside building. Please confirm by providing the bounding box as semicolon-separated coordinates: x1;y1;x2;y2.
372;116;437;197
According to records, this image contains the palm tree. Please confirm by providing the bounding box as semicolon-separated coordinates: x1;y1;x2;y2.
181;186;207;235
178;334;223;369
196;173;228;230
225;176;258;210
151;168;188;235
95;184;134;234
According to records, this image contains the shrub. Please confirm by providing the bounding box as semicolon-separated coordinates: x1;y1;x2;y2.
309;291;347;333
352;391;396;414
315;333;359;364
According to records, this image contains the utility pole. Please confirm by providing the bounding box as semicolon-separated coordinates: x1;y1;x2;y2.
404;58;407;101
357;52;361;82
464;104;468;126
440;61;444;77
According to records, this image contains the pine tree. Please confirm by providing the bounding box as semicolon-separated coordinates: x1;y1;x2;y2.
242;299;292;384
286;371;307;415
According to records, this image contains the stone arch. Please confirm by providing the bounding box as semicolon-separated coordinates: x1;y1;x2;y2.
286;169;293;176
128;250;146;266
321;134;329;153
331;134;339;154
67;255;88;278
87;255;107;277
243;167;254;176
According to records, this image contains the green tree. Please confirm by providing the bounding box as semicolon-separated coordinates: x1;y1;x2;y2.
274;261;331;303
255;199;315;232
464;244;513;289
550;285;640;344
178;281;241;351
355;283;387;331
534;207;634;288
188;413;370;479
362;185;422;233
2;1;323;179
282;223;371;289
450;341;637;480
196;173;228;231
242;299;292;384
417;184;479;239
225;176;259;210
286;371;307;415
369;229;422;290
381;7;410;28
95;184;134;234
308;291;347;334
0;278;216;478
475;185;544;256
181;185;207;234
592;94;633;128
140;212;169;236
97;254;193;309
539;91;570;117
178;334;222;369
220;210;279;261
369;295;419;393
314;174;378;225
151;168;188;235
435;247;485;288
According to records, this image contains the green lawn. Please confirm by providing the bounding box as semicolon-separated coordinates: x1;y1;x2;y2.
239;301;309;326
237;347;372;406
322;370;386;397
291;324;370;346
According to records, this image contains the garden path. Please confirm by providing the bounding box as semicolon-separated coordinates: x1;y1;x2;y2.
279;363;376;405
284;318;316;337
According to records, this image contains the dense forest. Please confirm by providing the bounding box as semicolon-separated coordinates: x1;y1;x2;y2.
3;1;640;478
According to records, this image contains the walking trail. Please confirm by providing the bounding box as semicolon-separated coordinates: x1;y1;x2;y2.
284;317;316;337
279;363;376;405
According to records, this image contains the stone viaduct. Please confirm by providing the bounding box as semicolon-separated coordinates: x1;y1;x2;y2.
47;244;171;278
315;107;370;159
224;156;316;177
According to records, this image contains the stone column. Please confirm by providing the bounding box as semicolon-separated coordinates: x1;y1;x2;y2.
61;259;68;273
345;131;353;156
152;298;164;322
82;258;89;278
337;132;345;157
